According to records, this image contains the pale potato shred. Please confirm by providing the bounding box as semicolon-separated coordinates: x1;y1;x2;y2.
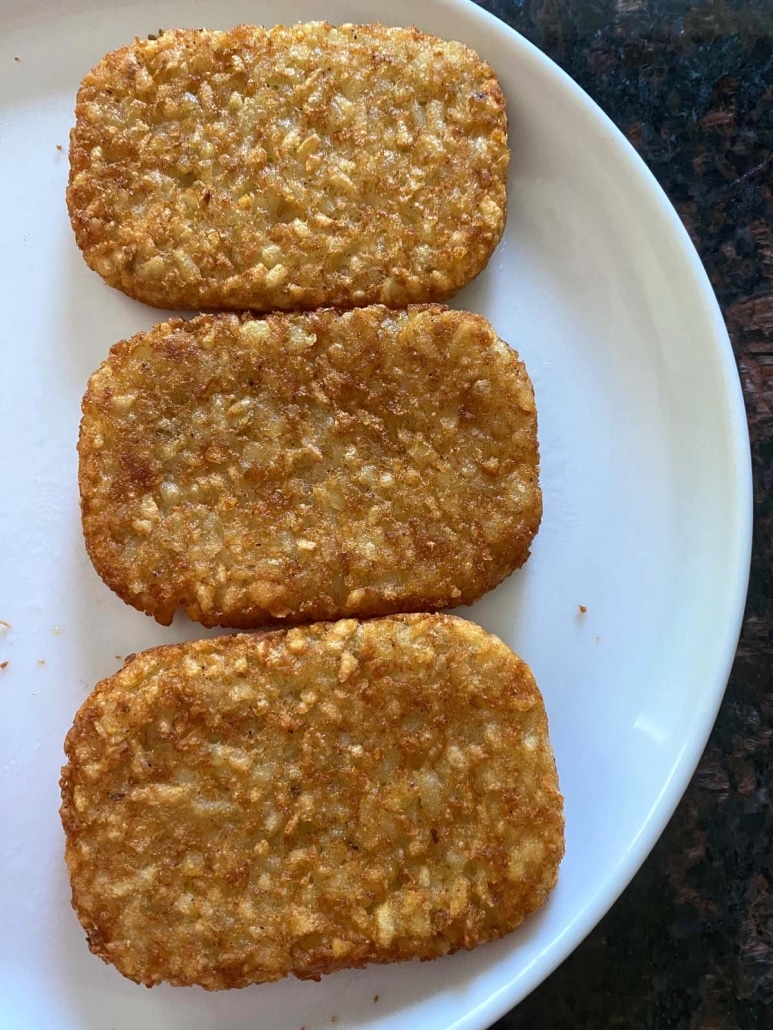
67;23;509;310
78;305;542;628
60;615;564;989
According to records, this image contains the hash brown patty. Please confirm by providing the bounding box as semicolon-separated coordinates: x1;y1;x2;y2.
60;614;564;989
78;305;542;628
67;23;508;311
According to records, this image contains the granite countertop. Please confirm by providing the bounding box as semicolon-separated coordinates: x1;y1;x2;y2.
476;1;773;1026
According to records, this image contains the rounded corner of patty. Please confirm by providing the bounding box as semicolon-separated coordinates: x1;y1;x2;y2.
77;306;541;627
60;615;564;988
66;23;509;310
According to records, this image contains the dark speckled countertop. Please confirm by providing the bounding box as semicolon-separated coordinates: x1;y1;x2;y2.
476;1;773;1027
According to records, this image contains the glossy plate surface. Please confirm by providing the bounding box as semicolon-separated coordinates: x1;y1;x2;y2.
0;1;751;1027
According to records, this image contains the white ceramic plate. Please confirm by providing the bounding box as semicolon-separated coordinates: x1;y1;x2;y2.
0;1;752;1027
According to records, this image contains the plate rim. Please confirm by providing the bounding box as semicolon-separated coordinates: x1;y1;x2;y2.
447;1;753;1026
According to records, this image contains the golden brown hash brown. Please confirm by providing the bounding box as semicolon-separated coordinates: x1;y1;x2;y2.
78;305;542;628
60;614;564;989
67;23;508;311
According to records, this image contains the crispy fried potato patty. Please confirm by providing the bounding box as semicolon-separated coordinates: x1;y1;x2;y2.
67;23;508;311
78;305;542;628
60;614;564;989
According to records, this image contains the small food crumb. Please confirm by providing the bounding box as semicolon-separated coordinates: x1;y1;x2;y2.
14;56;20;62
578;604;587;614
38;659;46;666
53;626;65;635
374;994;379;1003
56;144;63;152
115;655;123;661
0;661;8;670
0;620;11;631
